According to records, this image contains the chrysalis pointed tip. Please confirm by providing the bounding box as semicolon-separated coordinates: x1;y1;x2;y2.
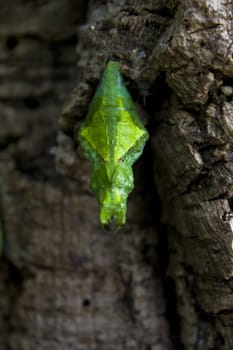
103;219;122;234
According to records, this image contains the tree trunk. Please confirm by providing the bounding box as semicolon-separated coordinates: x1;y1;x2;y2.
0;1;233;350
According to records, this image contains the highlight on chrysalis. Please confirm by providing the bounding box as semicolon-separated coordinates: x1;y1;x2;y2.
78;60;149;231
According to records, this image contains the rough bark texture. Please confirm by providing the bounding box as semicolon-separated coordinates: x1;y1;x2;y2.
1;0;233;350
150;1;233;349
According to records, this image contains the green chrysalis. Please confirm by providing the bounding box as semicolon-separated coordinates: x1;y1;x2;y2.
78;61;148;230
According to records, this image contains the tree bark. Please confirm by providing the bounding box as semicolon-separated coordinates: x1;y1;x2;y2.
0;1;233;350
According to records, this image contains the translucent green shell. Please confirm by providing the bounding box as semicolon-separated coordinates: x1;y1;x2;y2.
78;61;149;229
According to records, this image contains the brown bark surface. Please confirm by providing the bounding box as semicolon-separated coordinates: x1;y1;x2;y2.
0;1;172;350
1;1;233;350
149;1;233;349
